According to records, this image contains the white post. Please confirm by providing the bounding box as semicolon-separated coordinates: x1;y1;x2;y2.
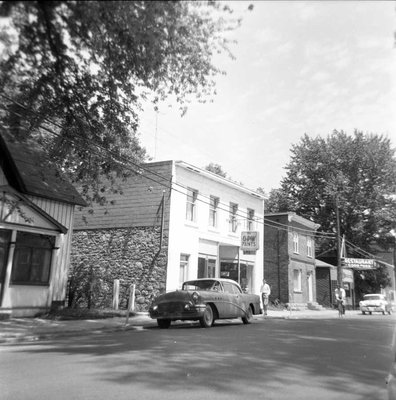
125;284;136;326
112;279;119;310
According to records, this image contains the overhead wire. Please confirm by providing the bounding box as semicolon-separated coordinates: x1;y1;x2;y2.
2;93;370;249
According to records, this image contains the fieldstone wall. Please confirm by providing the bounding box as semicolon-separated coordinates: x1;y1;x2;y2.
70;226;168;311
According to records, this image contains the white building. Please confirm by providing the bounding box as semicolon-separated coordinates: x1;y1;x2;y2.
72;160;265;309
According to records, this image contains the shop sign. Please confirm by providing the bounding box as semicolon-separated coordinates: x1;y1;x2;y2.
241;231;259;252
341;258;378;270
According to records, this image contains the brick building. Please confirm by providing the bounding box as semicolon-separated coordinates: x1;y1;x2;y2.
264;212;320;309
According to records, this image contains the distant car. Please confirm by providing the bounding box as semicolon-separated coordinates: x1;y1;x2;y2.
359;294;392;315
149;278;262;329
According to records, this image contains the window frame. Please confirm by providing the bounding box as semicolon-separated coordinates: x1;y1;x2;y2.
293;231;299;254
293;269;302;292
307;236;313;258
186;188;198;222
209;195;219;228
229;202;238;233
11;231;55;286
247;208;255;231
179;254;190;285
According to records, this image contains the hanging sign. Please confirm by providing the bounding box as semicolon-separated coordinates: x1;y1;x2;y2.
241;231;259;252
341;258;378;270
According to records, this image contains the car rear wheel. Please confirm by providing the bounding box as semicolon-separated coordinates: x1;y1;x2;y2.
200;305;214;328
242;306;253;324
157;319;171;329
362;311;366;315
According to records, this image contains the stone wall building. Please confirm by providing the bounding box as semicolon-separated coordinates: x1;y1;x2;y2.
72;161;265;311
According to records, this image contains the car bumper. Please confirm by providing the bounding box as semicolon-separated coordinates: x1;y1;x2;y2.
149;303;207;321
360;305;386;313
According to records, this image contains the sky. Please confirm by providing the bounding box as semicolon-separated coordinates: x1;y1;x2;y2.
139;1;396;194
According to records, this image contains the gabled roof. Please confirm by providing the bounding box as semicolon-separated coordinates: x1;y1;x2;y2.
0;130;86;206
0;185;68;233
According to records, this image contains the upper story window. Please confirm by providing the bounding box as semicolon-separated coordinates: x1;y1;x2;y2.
307;237;313;258
209;196;219;228
247;208;255;231
229;202;238;233
186;188;198;222
293;232;299;254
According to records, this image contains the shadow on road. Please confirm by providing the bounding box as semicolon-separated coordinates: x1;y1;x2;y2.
4;316;395;400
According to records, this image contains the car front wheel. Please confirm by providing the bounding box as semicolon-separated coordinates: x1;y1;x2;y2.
157;319;171;329
242;306;253;324
200;305;214;328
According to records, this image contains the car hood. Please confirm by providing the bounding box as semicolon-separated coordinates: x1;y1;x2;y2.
152;290;193;304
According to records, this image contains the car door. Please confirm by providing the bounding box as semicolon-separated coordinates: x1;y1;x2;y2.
222;282;242;318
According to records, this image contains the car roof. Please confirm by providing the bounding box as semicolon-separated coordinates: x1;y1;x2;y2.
184;278;240;285
364;294;384;297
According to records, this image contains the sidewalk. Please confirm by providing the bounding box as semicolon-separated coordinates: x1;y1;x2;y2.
0;309;359;344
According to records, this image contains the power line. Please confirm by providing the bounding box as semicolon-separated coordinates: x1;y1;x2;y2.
0;95;350;245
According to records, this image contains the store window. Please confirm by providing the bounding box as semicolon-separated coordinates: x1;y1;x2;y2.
209;196;219;228
11;232;55;285
229;202;238;233
293;269;302;292
198;256;216;278
186;188;198;222
179;254;189;285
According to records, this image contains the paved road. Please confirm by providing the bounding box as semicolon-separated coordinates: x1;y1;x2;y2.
1;313;394;400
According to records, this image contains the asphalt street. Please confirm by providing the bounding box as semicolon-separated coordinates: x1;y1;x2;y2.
1;310;395;400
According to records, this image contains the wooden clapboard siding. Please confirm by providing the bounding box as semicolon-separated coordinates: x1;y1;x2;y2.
28;195;74;229
73;161;173;230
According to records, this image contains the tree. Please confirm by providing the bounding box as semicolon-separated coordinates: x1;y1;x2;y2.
264;188;290;213
0;1;243;205
273;130;396;291
279;130;396;251
205;162;228;178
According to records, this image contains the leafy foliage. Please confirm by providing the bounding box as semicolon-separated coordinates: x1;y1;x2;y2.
277;130;396;254
0;1;241;206
205;162;228;178
268;130;396;292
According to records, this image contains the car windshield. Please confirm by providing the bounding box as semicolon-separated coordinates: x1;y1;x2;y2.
182;280;221;291
363;295;382;301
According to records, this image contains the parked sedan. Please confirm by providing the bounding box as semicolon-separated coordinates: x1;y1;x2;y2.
149;278;262;328
359;294;392;315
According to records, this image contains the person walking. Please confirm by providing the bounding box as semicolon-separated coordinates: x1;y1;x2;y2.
260;279;271;316
334;284;346;315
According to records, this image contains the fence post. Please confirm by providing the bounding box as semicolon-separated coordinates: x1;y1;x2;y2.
125;283;136;326
113;279;120;310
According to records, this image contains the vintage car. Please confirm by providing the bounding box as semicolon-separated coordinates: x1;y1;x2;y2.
149;278;262;328
359;294;392;315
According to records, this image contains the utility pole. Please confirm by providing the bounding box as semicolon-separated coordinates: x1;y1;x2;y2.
335;195;343;286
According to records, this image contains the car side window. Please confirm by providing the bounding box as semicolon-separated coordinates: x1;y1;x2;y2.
223;282;233;294
231;283;242;294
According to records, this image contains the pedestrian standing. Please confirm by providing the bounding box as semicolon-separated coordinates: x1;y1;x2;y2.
260;279;271;316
